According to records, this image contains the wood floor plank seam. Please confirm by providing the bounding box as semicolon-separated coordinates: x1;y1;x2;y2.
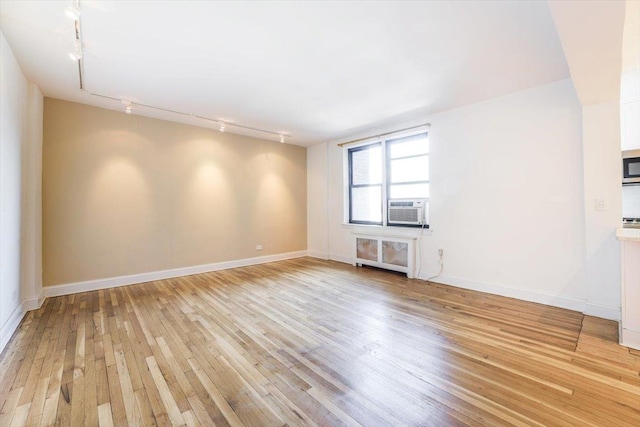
1;258;639;426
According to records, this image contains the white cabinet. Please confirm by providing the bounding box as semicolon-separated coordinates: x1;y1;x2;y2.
617;228;640;350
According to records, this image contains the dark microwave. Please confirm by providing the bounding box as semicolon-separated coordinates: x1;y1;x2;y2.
623;149;640;184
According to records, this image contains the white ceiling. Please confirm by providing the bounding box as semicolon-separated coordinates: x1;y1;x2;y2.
1;1;570;146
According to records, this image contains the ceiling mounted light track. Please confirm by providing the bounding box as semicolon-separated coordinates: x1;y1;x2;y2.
67;0;291;143
68;39;82;61
65;0;80;20
89;93;290;141
66;0;85;90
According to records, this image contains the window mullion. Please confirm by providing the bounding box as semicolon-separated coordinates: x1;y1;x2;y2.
388;180;430;186
383;139;389;225
351;183;382;188
389;153;429;161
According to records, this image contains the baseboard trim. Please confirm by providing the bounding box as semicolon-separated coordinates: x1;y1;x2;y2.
307;250;330;260
621;328;640;351
0;290;47;355
584;303;621;321
24;290;45;312
415;272;622;320
0;303;25;355
313;257;622;322
329;254;353;265
44;250;308;298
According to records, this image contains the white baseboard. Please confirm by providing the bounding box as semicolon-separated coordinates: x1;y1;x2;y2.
0;303;26;355
621;328;640;350
0;292;46;355
305;255;621;322
415;272;622;320
329;254;353;265
307;250;330;260
44;250;308;298
24;290;45;312
584;303;621;322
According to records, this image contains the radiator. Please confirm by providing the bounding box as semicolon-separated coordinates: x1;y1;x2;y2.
353;233;416;278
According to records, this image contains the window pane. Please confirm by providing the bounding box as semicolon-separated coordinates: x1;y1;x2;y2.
388;133;428;159
351;146;382;185
351;186;382;223
389;156;428;183
389;183;429;199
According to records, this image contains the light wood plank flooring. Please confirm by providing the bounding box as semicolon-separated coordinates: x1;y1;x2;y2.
1;257;639;426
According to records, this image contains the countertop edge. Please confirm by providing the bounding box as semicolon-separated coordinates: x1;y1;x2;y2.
616;228;640;242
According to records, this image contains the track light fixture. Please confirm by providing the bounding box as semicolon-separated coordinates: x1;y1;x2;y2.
65;1;80;21
121;100;133;114
92;93;293;140
68;51;81;61
68;39;82;61
66;2;292;142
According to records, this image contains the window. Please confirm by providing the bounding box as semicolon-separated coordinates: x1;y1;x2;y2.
348;132;429;226
348;143;382;223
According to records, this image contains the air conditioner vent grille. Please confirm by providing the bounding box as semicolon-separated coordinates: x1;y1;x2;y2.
387;198;427;225
389;208;419;223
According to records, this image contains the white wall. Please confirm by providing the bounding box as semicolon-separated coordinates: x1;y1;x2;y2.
308;79;623;318
582;102;623;318
307;142;329;259
0;31;43;353
621;100;640;151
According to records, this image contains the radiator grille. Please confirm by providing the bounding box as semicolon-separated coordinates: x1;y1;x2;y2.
353;233;415;277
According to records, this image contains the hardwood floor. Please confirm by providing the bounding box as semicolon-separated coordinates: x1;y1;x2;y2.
1;257;639;426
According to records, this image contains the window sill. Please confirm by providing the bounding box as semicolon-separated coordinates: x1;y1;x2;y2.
340;223;432;238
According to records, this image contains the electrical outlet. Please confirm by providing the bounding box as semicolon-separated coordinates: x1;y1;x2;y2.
595;198;607;211
256;244;263;251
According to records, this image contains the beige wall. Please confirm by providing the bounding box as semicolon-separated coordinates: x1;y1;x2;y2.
43;99;306;286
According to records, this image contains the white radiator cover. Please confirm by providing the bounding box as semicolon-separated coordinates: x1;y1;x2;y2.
352;233;417;278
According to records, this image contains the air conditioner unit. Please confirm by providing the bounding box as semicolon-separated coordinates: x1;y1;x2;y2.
387;199;428;226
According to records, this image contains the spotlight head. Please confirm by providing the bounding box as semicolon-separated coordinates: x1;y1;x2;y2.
65;5;80;20
68;51;81;61
69;39;82;61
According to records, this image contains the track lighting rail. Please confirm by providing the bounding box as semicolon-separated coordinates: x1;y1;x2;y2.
66;1;290;142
